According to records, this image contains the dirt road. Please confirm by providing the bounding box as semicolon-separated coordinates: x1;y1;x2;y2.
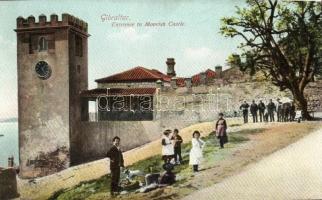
183;127;322;200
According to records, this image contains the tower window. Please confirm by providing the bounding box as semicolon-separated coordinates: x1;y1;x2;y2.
38;37;48;51
75;35;83;57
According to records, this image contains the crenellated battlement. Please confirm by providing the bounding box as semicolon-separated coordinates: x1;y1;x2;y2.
16;13;88;33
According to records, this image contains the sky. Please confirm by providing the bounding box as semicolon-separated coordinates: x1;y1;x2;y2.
0;0;244;118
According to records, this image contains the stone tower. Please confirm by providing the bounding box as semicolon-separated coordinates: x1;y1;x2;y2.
15;14;89;178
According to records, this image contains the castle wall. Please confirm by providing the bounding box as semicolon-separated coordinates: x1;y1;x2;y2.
305;79;322;112
74;102;220;164
73;121;162;164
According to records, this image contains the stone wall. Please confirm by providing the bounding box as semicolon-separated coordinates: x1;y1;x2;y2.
0;168;19;199
305;79;322;112
73;121;162;164
73;106;218;164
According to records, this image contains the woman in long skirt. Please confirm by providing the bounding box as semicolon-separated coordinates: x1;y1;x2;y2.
189;130;205;172
215;113;228;148
162;130;174;163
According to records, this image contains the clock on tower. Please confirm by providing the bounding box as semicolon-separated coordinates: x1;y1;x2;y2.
35;61;51;79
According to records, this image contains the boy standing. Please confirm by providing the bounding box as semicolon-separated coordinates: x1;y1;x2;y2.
171;129;183;164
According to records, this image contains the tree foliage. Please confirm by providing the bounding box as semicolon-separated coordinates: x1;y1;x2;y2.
221;0;322;119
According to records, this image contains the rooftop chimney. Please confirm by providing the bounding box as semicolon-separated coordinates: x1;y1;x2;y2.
166;58;176;77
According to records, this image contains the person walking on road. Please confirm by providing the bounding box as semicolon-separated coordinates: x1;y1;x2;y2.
215;113;228;148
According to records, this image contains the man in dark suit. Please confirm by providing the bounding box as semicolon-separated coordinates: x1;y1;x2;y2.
277;98;283;122
267;99;276;122
240;100;250;123
250;100;258;123
106;136;124;196
258;100;266;122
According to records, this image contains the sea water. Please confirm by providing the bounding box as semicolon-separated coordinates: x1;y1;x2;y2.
0;122;18;168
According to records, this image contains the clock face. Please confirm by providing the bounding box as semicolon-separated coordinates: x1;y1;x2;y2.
35;61;51;79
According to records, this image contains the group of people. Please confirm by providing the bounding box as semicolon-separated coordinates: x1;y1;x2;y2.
106;113;229;196
239;98;296;123
162;113;228;173
161;129;184;165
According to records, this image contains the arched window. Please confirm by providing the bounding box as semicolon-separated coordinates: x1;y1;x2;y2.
38;37;48;51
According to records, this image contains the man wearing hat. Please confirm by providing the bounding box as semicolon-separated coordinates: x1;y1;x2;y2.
106;136;124;196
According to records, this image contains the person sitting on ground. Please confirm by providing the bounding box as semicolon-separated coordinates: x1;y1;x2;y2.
215;112;228;148
171;128;183;165
189;130;205;172
159;162;176;185
161;130;174;164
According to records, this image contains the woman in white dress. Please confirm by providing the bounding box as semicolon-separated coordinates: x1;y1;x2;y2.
162;130;174;163
189;130;205;172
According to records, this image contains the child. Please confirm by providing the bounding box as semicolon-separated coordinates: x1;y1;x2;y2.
161;130;174;163
189;130;205;172
171;128;183;164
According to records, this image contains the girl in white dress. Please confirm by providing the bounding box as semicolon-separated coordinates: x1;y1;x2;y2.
189;130;205;172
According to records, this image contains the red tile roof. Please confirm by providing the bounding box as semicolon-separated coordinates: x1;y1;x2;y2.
150;69;172;82
192;69;216;84
95;66;171;83
176;77;186;87
80;88;157;97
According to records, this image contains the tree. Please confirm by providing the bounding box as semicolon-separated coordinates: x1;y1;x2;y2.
221;0;322;120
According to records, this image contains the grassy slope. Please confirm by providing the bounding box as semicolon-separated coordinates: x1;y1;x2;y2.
50;126;266;200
